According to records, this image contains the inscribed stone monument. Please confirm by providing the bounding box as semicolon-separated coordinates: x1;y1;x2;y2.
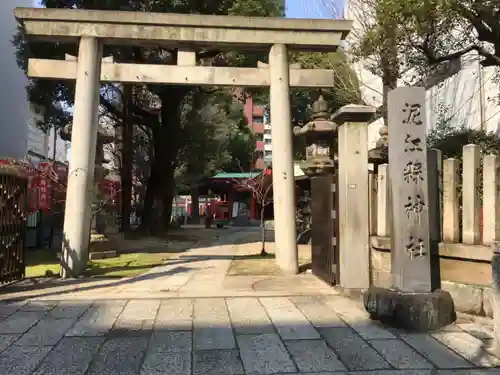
363;87;455;331
388;87;434;292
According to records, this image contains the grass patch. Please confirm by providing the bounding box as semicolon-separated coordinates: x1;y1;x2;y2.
25;249;60;278
85;252;171;278
226;244;312;276
25;249;173;279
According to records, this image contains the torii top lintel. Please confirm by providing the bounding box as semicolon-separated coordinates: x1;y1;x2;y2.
14;7;352;52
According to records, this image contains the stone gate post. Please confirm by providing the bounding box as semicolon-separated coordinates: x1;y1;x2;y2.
61;37;102;278
269;44;298;275
333;105;375;290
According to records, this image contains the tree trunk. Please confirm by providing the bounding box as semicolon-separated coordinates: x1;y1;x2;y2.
140;127;166;233
380;21;398;124
140;87;189;233
160;166;176;229
190;182;200;222
140;156;161;233
260;204;267;255
120;84;133;232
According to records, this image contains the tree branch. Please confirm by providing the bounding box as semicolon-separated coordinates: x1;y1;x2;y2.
419;43;500;67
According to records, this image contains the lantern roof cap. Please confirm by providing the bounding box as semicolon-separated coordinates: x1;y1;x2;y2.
331;104;376;125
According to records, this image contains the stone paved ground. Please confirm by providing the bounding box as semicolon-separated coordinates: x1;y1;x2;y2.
1;228;500;374
0;296;499;375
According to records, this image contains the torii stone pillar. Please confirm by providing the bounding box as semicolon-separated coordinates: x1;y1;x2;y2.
269;44;298;275
61;37;102;278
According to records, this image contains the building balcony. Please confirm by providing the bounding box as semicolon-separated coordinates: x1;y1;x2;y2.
255;141;264;151
252;123;264;133
264;143;272;151
264;123;271;130
252;106;265;117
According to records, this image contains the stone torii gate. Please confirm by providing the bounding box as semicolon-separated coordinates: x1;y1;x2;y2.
15;7;352;277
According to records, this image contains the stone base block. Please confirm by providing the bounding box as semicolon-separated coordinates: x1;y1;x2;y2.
363;287;456;332
89;233;116;254
89;250;118;260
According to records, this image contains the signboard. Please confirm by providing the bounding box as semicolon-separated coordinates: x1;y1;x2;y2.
38;162;53;212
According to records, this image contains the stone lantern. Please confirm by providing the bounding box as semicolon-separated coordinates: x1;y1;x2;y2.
293;95;338;245
293;95;338;176
368;124;389;170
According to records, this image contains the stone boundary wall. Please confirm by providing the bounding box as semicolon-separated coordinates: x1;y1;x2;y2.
370;236;494;317
370;145;500;247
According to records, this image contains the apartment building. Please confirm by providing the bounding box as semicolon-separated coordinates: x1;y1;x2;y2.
243;95;268;170
263;109;272;167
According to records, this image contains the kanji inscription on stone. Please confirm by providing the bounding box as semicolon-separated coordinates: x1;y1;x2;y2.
404;195;425;218
403;161;424;183
388;87;438;293
405;236;427;259
402;103;423;126
404;134;423;152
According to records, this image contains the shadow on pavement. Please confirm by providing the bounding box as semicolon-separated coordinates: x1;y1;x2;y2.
0;296;496;375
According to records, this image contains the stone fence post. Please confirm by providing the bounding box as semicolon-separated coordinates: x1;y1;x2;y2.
376;164;391;237
462;144;481;245
492;243;500;346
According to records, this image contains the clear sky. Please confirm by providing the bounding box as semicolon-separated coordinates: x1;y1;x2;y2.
285;0;343;19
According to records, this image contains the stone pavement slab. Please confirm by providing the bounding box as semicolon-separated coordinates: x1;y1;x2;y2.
141;331;192;375
33;337;104;375
260;297;320;340
400;333;472;368
194;298;235;350
0;311;46;334
290;295;346;328
194;349;244;375
432;330;500;367
0;346;52;375
369;339;434;369
15;317;77;346
237;333;297;374
155;298;193;331
65;300;126;337
319;327;392;371
88;337;149;375
227;297;275;335
285;339;346;372
0;295;498;374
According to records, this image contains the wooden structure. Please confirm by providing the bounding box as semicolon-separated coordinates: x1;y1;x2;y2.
0;165;28;283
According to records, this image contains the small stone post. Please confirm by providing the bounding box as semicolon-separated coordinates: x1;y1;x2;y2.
376;164;391;237
443;158;460;243
368;172;377;235
334;105;375;290
483;155;500;245
492;243;500;347
462;144;481;245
